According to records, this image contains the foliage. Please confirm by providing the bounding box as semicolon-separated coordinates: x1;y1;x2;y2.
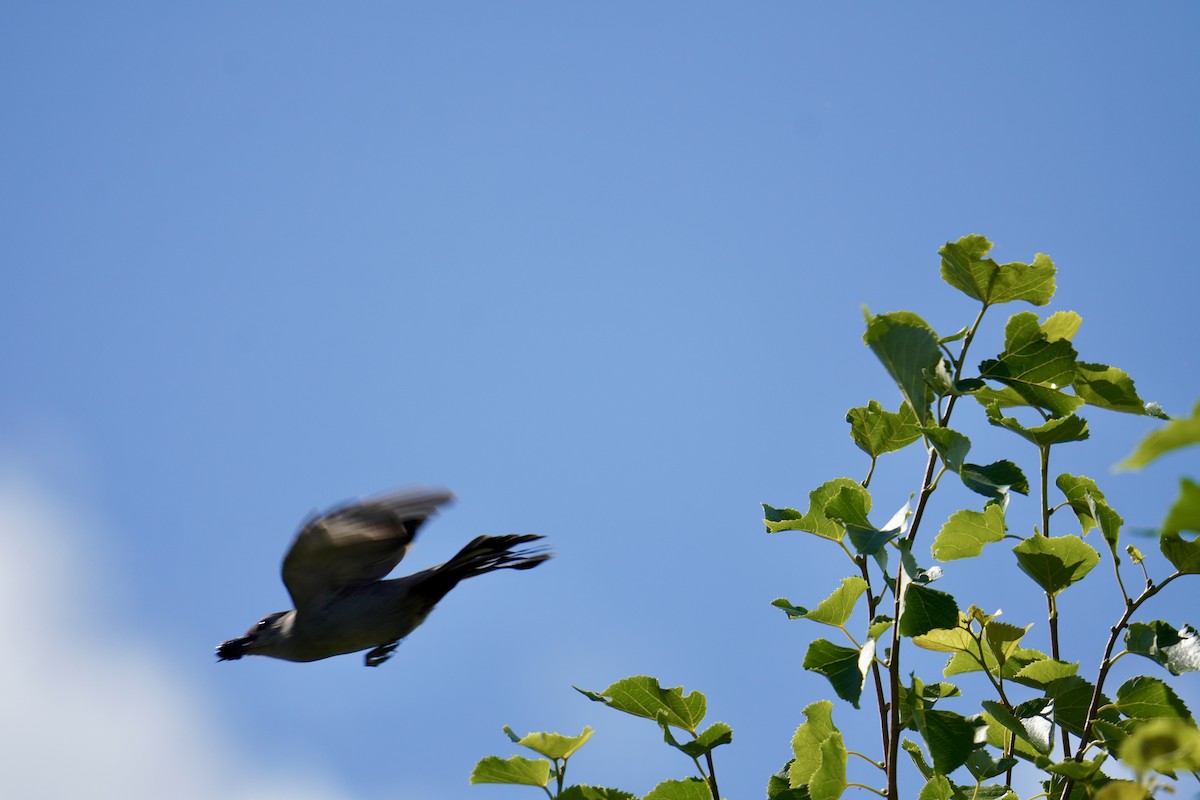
471;236;1199;800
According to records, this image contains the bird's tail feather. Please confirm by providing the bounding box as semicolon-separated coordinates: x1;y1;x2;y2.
441;534;552;583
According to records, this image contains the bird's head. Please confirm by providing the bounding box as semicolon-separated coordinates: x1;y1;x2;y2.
216;610;293;661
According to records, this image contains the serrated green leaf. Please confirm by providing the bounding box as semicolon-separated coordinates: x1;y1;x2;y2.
1118;400;1198;470
824;486;904;556
965;748;1020;781
900;584;960;637
643;778;713;800
960;460;1030;500
659;718;732;759
981;699;1053;755
902;738;934;780
512;727;594;760
1012;657;1078;690
932;504;1006;561
1012;534;1100;596
985;620;1031;667
1093;781;1151;800
868;615;894;643
986;404;1090;446
1115;676;1194;722
575;676;705;733
1073;361;1156;416
978;312;1080;415
470;755;551;786
764;478;868;541
1055;474;1116;538
982;711;1051;765
803;639;870;708
863;310;941;425
1046;676;1119;736
807;733;848;800
1164;478;1200;535
1044;754;1108;781
791;701;843;791
938;235;1056;307
1117;718;1200;775
846;400;922;458
923;427;971;473
1127;621;1200;676
1160;531;1200;574
911;615;975;654
912;708;985;774
559;787;639;800
767;762;811;800
799;577;868;627
773;598;809;619
918;775;953;800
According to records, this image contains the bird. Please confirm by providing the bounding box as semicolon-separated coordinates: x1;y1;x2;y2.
216;487;551;667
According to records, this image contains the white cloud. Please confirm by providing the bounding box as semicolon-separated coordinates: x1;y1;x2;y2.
0;473;350;800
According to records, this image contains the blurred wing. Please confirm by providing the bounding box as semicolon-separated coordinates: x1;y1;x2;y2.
281;486;454;612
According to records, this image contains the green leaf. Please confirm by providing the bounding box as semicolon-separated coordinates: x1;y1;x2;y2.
863;310;941;425
643;778;713;800
764;478;868;541
960;460;1030;500
1115;676;1195;722
1117;718;1200;775
1093;781;1151;800
846;400;922;458
575;676;705;733
1160;531;1200;574
803;639;871;708
1073;361;1156;416
1040;310;1081;341
1118;400;1200;469
660;720;733;759
918;775;953;800
1055;475;1123;557
985;620;1032;667
923;427;971;473
823;486;904;556
1126;622;1200;676
912;708;985;774
790;700;847;797
899;584;960;637
1012;534;1100;595
507;727;594;760
1163;478;1200;535
965;748;1020;782
902;738;934;779
982;711;1051;765
868;615;894;643
469;755;551;786
981;699;1053;755
938;235;1056;306
767;763;811;800
1044;754;1108;781
978;312;1080;416
986;404;1090;447
796;577;869;627
1046;676;1119;736
911;615;976;654
559;787;639;800
1012;657;1079;690
773;598;810;619
932;504;1006;561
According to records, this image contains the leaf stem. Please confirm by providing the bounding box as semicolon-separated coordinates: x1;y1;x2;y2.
857;555;891;760
847;783;888;797
703;750;719;800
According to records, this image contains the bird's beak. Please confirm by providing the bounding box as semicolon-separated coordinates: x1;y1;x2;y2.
216;636;252;661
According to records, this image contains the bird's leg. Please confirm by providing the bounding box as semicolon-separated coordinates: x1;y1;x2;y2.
364;641;400;667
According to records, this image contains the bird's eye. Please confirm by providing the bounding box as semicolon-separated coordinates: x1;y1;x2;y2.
256;618;272;630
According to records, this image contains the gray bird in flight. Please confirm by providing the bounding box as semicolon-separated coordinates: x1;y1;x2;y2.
216;487;550;667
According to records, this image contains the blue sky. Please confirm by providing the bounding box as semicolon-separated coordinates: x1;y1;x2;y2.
3;4;1198;798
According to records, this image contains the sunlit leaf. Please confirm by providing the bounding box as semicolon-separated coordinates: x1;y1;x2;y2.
1160;531;1200;574
960;460;1030;500
863;309;941;425
803;639;869;708
1126;622;1200;676
981;699;1053;755
1117;718;1200;775
764;478;868;541
978;312;1080;415
932;504;1006;561
1115;676;1194;722
1073;361;1157;416
470;755;551;786
1040;310;1081;341
846;400;922;458
643;778;713;800
911;708;985;774
506;726;594;760
918;774;953;800
899;584;960;637
986;404;1090;446
1012;657;1078;690
790;700;846;797
796;577;869;627
558;787;638;800
1163;478;1200;535
923;427;971;473
938;235;1056;307
1118;400;1200;470
575;676;705;733
1046;676;1119;736
1012;534;1100;595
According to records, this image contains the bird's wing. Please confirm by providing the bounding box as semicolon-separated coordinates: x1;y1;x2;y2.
281;487;454;612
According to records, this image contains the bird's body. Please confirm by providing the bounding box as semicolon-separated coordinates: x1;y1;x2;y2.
216;487;550;667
